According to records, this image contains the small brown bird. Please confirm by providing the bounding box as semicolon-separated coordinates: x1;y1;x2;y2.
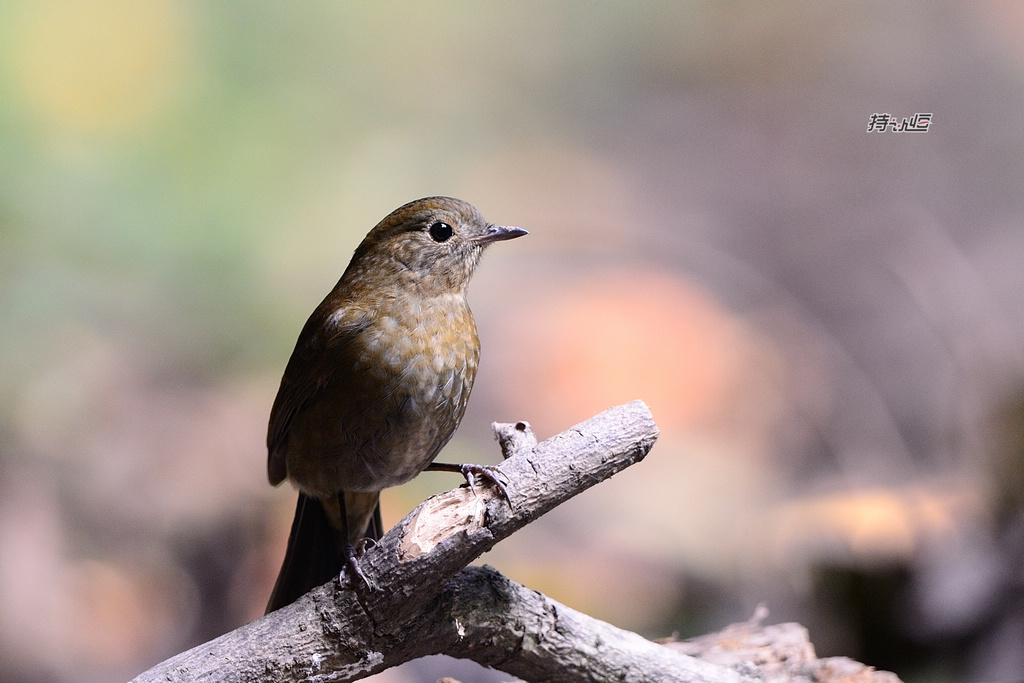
265;196;526;612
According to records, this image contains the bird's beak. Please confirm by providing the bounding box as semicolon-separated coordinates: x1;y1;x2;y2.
477;224;529;244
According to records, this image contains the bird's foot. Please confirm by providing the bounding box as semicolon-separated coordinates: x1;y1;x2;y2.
459;463;510;502
428;461;511;505
341;540;377;591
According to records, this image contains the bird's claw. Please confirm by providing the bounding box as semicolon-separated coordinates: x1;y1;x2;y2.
341;541;378;591
426;460;512;506
459;463;511;505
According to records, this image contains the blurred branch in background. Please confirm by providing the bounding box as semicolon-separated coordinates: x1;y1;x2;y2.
1;3;1024;683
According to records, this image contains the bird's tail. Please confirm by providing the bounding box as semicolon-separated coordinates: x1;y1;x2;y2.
265;491;382;613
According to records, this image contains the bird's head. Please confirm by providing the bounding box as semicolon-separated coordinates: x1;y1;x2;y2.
345;197;527;296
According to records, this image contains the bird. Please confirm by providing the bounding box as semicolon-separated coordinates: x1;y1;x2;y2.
265;196;527;612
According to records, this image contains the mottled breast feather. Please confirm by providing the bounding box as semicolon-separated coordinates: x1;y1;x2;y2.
279;292;480;497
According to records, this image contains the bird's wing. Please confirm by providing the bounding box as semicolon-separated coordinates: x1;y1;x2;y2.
267;302;371;485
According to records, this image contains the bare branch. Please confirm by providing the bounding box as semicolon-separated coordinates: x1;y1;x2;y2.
133;401;675;682
130;401;901;683
431;566;756;683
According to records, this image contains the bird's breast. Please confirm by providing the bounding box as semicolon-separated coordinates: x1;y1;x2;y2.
358;294;479;397
289;293;481;496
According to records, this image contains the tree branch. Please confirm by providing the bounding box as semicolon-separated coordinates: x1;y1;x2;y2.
425;565;753;683
131;401;900;683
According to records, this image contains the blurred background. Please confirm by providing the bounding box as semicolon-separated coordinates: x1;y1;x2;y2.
2;2;1024;682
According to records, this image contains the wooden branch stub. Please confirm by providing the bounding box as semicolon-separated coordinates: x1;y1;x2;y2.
492;420;538;459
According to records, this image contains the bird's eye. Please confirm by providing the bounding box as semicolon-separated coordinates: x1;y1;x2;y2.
428;221;454;243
